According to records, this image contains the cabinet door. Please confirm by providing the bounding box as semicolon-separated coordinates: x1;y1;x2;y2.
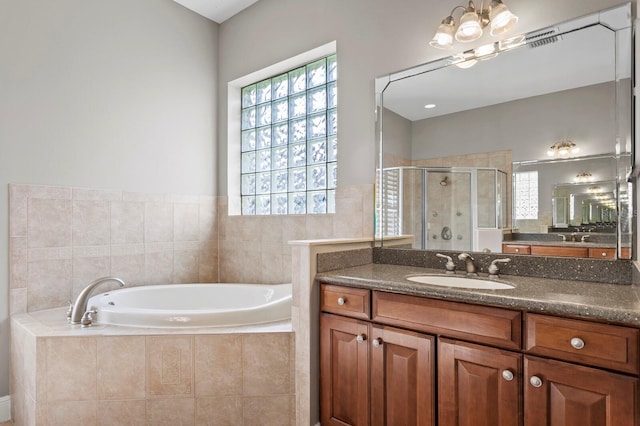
320;313;370;426
439;338;522;426
525;356;638;426
370;324;435;426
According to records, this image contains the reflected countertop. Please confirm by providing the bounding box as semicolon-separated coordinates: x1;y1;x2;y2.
316;263;640;326
504;240;616;248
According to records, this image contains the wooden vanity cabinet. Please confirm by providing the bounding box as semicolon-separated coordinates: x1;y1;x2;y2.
320;285;435;426
438;338;522;426
524;356;637;426
319;283;639;425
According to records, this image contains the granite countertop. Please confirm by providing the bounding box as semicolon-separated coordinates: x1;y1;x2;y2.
505;240;616;248
316;263;640;326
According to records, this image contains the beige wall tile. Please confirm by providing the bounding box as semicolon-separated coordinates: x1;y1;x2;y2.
72;256;111;297
73;200;111;246
47;400;97;426
97;336;146;400
145;202;174;243
27;259;72;311
194;335;242;397
174;250;199;284
27;198;72;248
242;333;291;396
145;250;174;284
111;202;144;245
45;337;97;401
72;188;122;201
174;203;200;242
146;336;194;398
9;184;29;237
199;198;217;242
111;254;145;287
242;395;293;426
146;398;195;426
198;247;218;283
97;400;146;426
195;397;242;426
10;288;27;314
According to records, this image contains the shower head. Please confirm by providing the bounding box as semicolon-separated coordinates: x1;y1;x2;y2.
440;176;449;186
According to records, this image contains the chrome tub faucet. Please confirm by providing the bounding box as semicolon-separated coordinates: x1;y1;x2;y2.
68;276;125;325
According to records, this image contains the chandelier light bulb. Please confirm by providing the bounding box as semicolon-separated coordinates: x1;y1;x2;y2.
489;0;518;36
456;7;483;42
429;17;456;49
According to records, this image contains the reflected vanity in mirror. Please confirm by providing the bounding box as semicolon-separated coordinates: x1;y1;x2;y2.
375;3;633;260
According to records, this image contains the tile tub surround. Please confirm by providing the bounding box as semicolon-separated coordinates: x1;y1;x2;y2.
8;184;219;316
10;308;294;426
373;247;633;284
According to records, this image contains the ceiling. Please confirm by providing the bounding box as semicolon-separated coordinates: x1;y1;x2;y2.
173;0;260;23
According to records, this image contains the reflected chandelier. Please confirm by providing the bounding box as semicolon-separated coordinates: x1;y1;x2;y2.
429;0;518;50
547;140;580;158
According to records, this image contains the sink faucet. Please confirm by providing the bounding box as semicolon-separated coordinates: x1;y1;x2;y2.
488;258;511;279
570;232;578;242
69;277;125;325
436;253;456;274
581;234;591;243
557;234;566;242
458;253;477;276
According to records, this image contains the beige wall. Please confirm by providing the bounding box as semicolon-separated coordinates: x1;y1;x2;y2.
0;0;217;396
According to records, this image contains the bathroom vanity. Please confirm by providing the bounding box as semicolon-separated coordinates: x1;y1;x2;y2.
317;263;640;426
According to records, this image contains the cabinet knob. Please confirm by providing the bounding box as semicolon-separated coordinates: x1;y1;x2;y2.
515;248;520;252
502;370;514;381
570;337;585;350
356;334;366;343
529;376;543;388
372;338;382;348
337;297;345;306
601;252;607;257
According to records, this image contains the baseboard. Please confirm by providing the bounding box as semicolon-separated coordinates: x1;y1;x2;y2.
0;395;10;422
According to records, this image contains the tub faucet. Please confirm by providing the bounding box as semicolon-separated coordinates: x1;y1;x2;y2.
458;253;477;276
69;276;125;325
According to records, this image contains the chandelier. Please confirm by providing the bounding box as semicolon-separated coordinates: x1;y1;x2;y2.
429;0;518;50
547;140;580;158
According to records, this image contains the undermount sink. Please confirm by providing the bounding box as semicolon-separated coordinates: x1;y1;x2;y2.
406;275;514;290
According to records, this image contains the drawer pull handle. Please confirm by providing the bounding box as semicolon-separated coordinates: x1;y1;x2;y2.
529;376;543;388
502;370;514;381
356;334;366;343
570;337;585;350
337;297;346;306
372;338;382;348
515;248;520;252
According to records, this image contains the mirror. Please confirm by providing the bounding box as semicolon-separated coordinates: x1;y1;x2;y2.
375;3;633;259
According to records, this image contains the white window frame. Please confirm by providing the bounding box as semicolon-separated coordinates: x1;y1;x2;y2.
227;41;337;216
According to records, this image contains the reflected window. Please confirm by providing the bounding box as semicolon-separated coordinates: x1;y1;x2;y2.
515;171;538;220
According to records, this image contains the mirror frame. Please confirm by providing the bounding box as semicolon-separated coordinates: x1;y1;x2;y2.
374;3;633;259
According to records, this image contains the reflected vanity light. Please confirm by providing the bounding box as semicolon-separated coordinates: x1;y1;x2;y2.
452;42;503;68
574;172;594;183
429;0;518;50
587;186;602;193
424;103;437;109
547;140;580;157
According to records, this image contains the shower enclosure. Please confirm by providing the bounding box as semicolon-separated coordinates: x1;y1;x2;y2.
377;166;508;251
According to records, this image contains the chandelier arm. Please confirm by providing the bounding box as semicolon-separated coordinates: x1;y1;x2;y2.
449;5;468;18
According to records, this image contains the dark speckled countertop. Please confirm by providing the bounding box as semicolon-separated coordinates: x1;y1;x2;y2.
316;263;640;327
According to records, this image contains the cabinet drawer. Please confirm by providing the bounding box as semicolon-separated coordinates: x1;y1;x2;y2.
373;291;521;350
321;284;371;320
525;313;639;374
530;245;588;257
502;244;531;254
588;247;616;259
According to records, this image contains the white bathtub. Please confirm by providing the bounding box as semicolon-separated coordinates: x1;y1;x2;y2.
87;283;292;328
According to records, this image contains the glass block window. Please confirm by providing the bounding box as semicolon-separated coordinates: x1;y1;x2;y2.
514;171;538;220
241;55;337;215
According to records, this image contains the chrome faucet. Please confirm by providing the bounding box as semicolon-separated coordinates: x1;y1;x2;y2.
69;277;125;325
570;232;578;242
488;258;511;279
458;253;477;276
557;234;566;242
580;234;591;243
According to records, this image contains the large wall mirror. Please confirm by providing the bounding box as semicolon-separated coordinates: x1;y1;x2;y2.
375;3;633;260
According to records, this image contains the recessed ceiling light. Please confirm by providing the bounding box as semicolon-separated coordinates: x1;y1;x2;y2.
424;104;436;109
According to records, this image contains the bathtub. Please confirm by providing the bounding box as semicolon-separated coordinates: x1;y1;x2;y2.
87;283;292;328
